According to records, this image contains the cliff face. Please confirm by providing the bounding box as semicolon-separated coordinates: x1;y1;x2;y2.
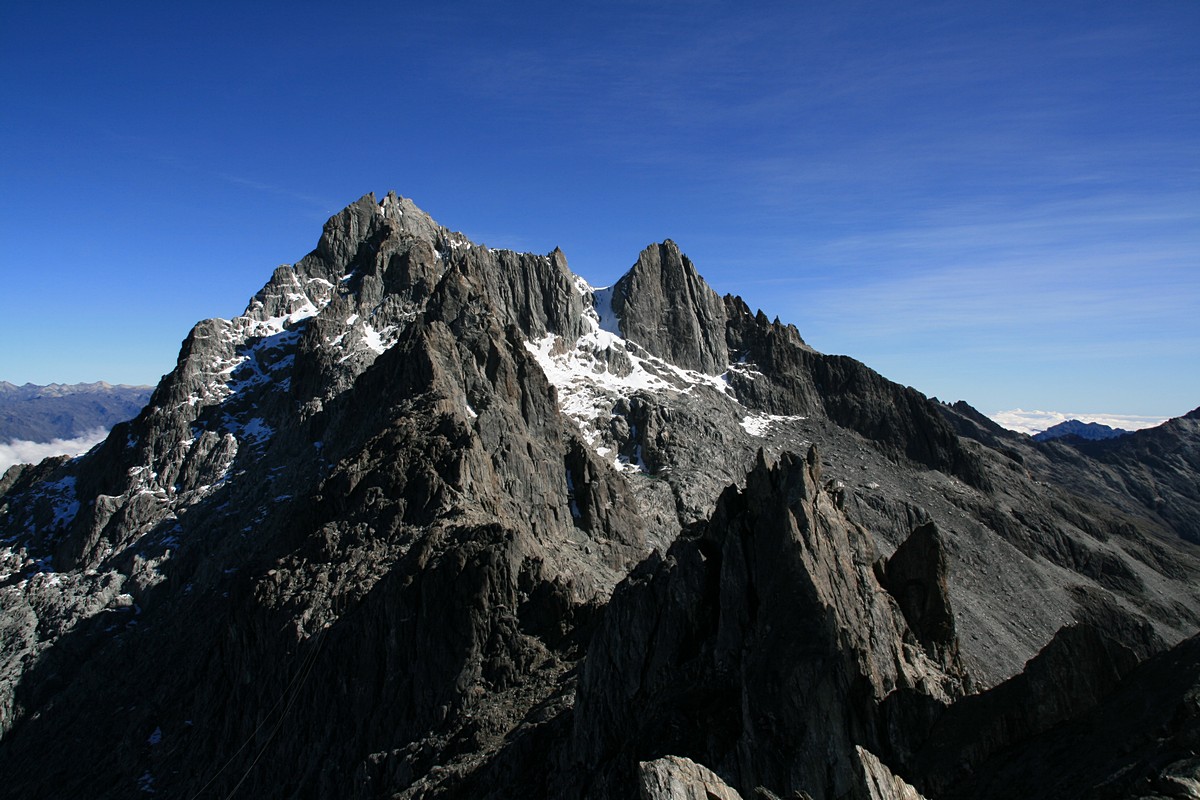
0;192;1197;799
611;240;730;376
572;448;966;800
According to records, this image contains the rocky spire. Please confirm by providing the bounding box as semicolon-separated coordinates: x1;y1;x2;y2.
611;240;730;374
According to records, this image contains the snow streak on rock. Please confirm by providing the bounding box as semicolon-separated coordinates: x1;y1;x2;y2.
526;277;749;471
740;413;807;438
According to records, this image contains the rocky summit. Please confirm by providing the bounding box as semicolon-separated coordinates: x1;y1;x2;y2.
1;192;1198;799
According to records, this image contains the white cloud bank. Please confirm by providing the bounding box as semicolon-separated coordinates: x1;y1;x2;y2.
0;429;109;473
988;409;1167;436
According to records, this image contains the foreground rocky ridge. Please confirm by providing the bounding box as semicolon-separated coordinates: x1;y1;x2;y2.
0;193;1197;798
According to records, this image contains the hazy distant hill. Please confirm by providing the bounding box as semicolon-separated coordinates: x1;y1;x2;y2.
0;381;152;442
1033;418;1130;442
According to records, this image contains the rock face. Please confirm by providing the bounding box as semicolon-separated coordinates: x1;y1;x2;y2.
612;241;730;375
638;756;744;800
571;448;964;799
929;632;1200;800
857;748;929;800
0;192;1197;799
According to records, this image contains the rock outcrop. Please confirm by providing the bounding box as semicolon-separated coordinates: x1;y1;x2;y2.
612;241;730;375
571;447;965;799
638;756;743;800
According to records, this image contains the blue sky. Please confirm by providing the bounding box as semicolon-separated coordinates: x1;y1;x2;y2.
1;0;1197;419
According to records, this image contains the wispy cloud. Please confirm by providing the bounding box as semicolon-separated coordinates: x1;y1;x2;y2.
216;173;338;212
801;259;1196;337
775;190;1200;343
0;429;108;473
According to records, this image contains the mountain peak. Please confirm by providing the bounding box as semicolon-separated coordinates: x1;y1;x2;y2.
2;191;1198;799
1033;418;1130;442
313;192;450;270
611;240;729;374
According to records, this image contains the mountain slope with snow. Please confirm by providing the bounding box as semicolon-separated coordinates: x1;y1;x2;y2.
0;193;1197;799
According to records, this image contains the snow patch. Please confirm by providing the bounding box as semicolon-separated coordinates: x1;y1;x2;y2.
526;277;750;472
725;360;765;381
232;417;274;444
361;322;392;355
591;285;621;336
740;413;806;437
138;770;156;794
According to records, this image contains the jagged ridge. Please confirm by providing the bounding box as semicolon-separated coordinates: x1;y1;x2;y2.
0;192;1197;799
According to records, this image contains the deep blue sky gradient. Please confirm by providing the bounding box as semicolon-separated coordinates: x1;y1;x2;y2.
2;0;1197;417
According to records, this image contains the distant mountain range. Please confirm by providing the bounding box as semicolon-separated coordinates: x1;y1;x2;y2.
988;408;1165;437
0;381;152;443
1032;419;1130;442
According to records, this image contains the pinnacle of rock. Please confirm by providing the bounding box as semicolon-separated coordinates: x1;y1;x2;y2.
612;240;730;374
